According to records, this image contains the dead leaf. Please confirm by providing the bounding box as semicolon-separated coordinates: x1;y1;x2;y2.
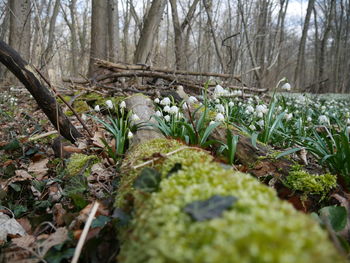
91;130;105;148
28;158;49;180
63;145;83;153
17;218;32;234
53;203;67;226
0;212;26;244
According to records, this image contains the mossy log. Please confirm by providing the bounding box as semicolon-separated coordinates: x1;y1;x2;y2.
114;94;344;263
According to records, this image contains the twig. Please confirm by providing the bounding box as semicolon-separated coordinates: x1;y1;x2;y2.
28;131;58;141
72;202;100;263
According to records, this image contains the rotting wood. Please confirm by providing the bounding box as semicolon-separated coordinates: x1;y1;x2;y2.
0;40;82;143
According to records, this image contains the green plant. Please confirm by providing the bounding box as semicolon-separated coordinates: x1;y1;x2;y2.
218;129;239;165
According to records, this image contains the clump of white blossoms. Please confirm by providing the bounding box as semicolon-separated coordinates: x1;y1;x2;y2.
214;84;230;97
160;97;171;106
318;115;329;125
94;105;100;112
105;100;113;109
257;119;264;127
256;104;268;114
245;105;254;114
285;113;293;121
120;101;126;109
281;83;291;91
163;105;171;113
215;113;225;122
231;90;242;96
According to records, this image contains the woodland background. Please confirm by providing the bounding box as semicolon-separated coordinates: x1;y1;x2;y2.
0;0;349;93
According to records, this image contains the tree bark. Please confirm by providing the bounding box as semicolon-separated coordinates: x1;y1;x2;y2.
133;0;167;64
89;0;108;77
108;0;120;62
0;40;82;143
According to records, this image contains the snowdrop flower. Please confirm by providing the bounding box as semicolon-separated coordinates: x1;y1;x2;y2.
319;115;329;125
94;105;100;112
131;114;140;121
182;102;189;110
256;112;263;118
215;104;225;113
161;97;171;106
169;106;179;115
256;104;268;114
246;105;254;113
228;101;234;107
155;110;162;117
281;83;291;91
105;100;113;109
164;115;171;122
209;121;216;126
249;124;256;131
215;98;220;104
285;113;293;121
257;119;265;127
321;105;326;111
307;116;312;122
215;113;225;122
154;98;160;104
163;105;171;113
120;101;126;109
214;85;225;95
127;131;133;139
188;96;198;104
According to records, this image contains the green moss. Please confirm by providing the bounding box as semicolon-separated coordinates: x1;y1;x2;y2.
285;170;337;195
65;100;90;116
66;153;99;177
116;138;344;263
57;95;71;104
82;92;125;108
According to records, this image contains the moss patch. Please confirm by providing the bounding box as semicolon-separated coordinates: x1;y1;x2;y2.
284;169;337;195
66;153;99;177
116;138;344;263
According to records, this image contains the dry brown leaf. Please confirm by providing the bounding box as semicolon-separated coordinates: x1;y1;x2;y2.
63;145;83;153
0;212;26;243
91;130;105;148
53;203;67;226
28;158;49;180
17;218;32;234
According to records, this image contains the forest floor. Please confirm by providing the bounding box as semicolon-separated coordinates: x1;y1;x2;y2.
1;83;350;262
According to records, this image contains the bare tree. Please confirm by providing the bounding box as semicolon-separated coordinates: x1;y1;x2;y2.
108;0;120;62
133;0;167;64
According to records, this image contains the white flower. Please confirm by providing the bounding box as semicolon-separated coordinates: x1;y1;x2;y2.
209;121;216;126
277;106;283;112
105;100;113;109
228;101;234;107
318;115;329;125
285;113;293;121
131;114;140;121
249;124;256;131
307;116;312;122
182;103;189;110
321;105;326;111
215;98;220;104
94;105;100;112
256;104;268;114
246;105;254;113
188;96;198;104
214;85;224;94
164;115;171;122
281;83;291;91
127;131;133;139
169;106;179;115
215;104;225;113
160;97;171;106
215;113;225;122
155;110;162;117
120;101;126;109
256;112;263;118
257;119;265;127
154;98;160;103
163;105;171;113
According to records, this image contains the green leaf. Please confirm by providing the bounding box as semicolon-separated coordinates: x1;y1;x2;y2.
184;195;238;221
251;132;259;149
319;206;347;232
200;122;220;146
275;147;301;159
91;215;111;228
0;138;21;151
134;167;162;193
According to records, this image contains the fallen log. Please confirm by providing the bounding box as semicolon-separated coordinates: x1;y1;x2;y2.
0;40;82;143
114;94;344;263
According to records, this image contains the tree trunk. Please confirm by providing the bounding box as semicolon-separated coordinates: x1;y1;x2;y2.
294;0;315;90
89;0;108;77
0;40;82;143
133;0;167;64
108;0;120;62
